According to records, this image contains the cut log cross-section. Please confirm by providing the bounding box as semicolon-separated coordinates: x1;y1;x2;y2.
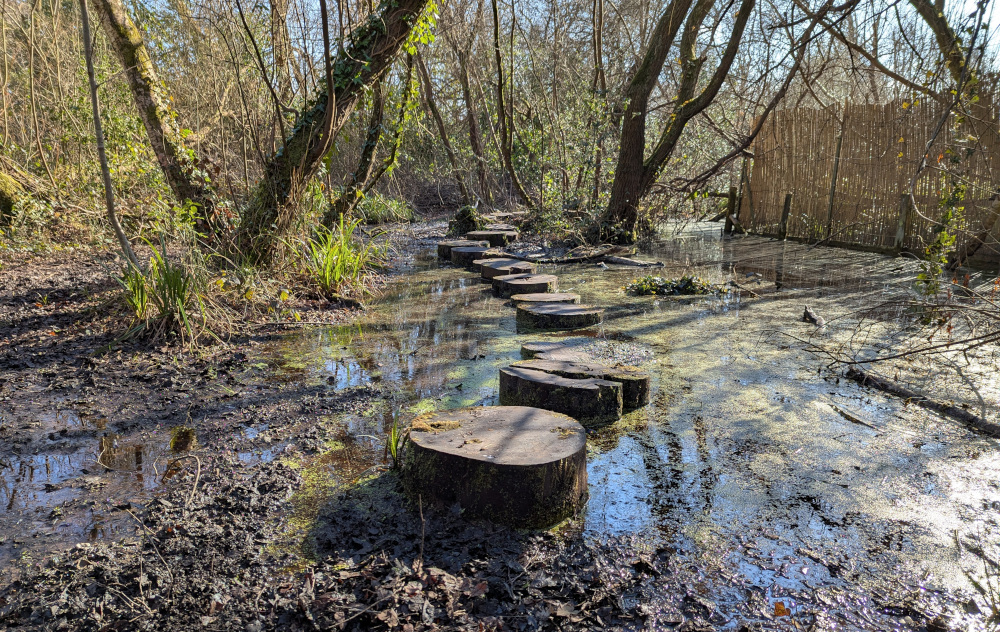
438;240;489;259
451;246;503;267
510;293;581;305
404;406;587;528
499;366;622;426
481;259;536;279
513;359;650;410
466;230;518;246
492;273;558;298
516;303;603;330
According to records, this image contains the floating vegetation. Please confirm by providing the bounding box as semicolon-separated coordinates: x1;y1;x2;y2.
624;274;717;296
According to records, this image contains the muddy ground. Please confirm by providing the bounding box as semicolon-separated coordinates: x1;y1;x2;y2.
0;225;996;631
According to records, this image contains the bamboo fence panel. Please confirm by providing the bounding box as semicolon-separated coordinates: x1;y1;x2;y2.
740;90;1000;265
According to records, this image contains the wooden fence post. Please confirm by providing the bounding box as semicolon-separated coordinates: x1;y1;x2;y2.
894;194;910;252
724;186;737;234
825;124;845;238
778;193;792;240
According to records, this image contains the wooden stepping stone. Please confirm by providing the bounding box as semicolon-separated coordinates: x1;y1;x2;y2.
499;367;622;427
481;259;536;279
511;292;580;305
492;273;558;298
516;303;603;330
484;223;517;231
471;257;516;274
466;230;519;247
512;359;650;410
437;239;488;259
451;246;503;268
404;406;587;528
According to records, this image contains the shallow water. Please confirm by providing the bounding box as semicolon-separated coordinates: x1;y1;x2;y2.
266;224;999;626
2;224;997;627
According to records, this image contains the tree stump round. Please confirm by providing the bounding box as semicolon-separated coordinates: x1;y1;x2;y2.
437;240;489;259
451;246;502;267
404;406;587;528
516;303;603;330
481;259;536;279
492;273;558;298
513;359;650;411
510;292;581;305
466;230;519;247
470;257;520;274
498;366;622;426
484;223;518;231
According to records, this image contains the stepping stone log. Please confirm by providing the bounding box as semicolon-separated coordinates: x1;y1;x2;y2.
516;303;603;330
471;257;519;274
492;273;558;298
466;230;519;247
513;359;650;410
484;223;517;231
481;259;536;279
437;240;488;259
404;406;587;528
451;246;503;268
499;367;622;427
510;292;581;305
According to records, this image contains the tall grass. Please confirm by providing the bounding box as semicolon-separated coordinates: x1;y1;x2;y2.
116;236;202;343
301;215;383;297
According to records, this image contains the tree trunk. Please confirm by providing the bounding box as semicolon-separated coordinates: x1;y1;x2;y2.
92;0;220;240
322;81;385;228
458;50;489;201
416;53;471;206
490;0;533;207
599;0;756;243
236;0;431;263
80;0;139;269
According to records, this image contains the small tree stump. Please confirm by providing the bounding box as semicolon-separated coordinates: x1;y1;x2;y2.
492;273;558;298
451;246;503;267
499;366;622;426
510;292;581;305
466;230;519;246
513;359;650;410
404;406;587;528
437;240;489;259
516;303;603;330
470;257;520;274
481;259;536;279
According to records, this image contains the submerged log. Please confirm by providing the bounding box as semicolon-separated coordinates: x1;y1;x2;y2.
492;273;558;298
451;246;503;267
516;303;603;331
438;240;489;259
845;367;1000;437
510;292;581;305
513;359;650;410
466;229;518;246
404;406;588;528
481;259;536;279
499;366;622;426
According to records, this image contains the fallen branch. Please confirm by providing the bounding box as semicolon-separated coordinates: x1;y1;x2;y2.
845;366;1000;437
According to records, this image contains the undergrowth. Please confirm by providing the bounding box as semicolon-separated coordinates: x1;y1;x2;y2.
356;193;415;225
300;215;385;298
624;274;717;296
